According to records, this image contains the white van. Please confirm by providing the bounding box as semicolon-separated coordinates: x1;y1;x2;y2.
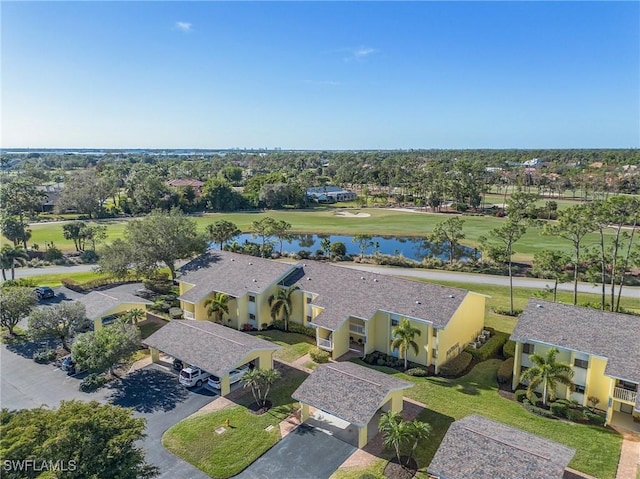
179;366;210;388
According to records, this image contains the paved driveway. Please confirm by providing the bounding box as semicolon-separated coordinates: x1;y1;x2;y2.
234;424;357;479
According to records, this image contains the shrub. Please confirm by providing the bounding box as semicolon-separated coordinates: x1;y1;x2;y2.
502;340;516;359
143;279;174;295
61;277;83;292
309;347;330;364
33;349;57;364
271;320;316;338
497;357;514;385
515;390;528;403
43;247;63;262
585;412;606;426
168;307;183;319
550;402;568;418
491;307;523;317
566;408;586;423
465;332;509;361
297;250;311;259
79;373;109;392
523;401;555;418
405;367;429;377
358;474;379;479
376;358;385;366
439;351;472;376
80;250;99;263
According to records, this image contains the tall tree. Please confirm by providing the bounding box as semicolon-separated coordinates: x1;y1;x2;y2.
268;286;300;331
1;216;31;248
543;204;594;305
428;217;465;264
520;347;574;406
72;319;141;376
532;250;571;302
0;287;37;335
271;219;292;255
206;220;241;249
0;177;45;248
97;238;134;279
353;234;373;259
390;318;422;370
250;217;278;257
28;302;91;351
0;245;29;280
125;208;208;279
205;293;230;323
378;411;411;465
0;400;158;479
241;368;282;409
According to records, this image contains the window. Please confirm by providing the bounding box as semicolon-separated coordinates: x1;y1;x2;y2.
306;296;312;304
574;385;586;394
249;313;256;320
306;315;312;322
391;318;400;327
523;343;534;354
574;358;588;369
249;295;256;303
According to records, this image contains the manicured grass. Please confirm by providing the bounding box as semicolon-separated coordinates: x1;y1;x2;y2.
251;330;316;363
138;322;165;340
26;208;621;261
162;365;308;479
330;459;387;479
352;359;622;479
19;270;109;288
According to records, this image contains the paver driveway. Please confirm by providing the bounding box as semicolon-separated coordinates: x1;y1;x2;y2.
234;424;357;479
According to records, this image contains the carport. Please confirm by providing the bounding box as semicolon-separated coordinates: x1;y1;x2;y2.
77;290;152;330
143;320;280;396
292;362;413;448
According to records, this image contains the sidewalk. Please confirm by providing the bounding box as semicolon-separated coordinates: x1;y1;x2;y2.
613;426;640;479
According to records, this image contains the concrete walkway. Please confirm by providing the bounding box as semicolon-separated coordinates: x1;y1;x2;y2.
613;426;640;479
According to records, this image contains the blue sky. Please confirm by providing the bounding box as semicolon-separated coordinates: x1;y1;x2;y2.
2;1;639;149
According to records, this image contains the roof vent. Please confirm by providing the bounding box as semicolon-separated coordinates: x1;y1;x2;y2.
416;300;421;305
536;304;543;308
448;294;455;298
303;263;307;267
252;279;257;282
248;262;253;265
361;276;365;280
374;278;378;282
307;277;311;281
231;258;235;261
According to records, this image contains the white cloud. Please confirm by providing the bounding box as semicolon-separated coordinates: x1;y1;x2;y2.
175;21;192;33
342;46;377;62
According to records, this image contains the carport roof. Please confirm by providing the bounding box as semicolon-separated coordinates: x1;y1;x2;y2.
77;291;152;320
427;415;575;479
143;320;280;378
292;362;413;427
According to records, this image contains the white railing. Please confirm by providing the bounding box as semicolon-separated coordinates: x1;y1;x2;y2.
183;310;195;320
614;387;637;403
349;324;365;335
317;338;333;351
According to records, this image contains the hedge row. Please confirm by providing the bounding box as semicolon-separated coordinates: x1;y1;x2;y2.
502;340;516;359
522;399;555;418
497;357;514;384
61;277;138;293
465;331;509;361
271;320;316;338
439;351;472;376
309;347;330;363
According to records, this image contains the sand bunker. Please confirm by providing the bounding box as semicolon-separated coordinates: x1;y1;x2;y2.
334;211;371;218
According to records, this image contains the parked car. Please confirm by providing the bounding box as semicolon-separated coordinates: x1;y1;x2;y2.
179;366;210;388
207;365;249;390
35;286;55;300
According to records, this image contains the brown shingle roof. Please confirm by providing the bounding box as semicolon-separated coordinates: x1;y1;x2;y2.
143;320;280;378
511;299;640;382
292;261;469;331
291;362;412;426
166;179;204;188
428;415;575;479
177;251;294;302
77;291;152;320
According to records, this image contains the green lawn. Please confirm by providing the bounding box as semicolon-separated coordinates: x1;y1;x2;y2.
162;365;308;479
251;330;316;363
26;208;622;261
19;270;109;288
138;321;166;340
351;359;622;479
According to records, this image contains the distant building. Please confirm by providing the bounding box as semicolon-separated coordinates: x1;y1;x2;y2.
306;186;357;203
522;158;542;168
166;179;204;196
36;184;64;212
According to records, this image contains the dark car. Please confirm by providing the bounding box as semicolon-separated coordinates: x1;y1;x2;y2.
35;287;55;300
60;356;76;374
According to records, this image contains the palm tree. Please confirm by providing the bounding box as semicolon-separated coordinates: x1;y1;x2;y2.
520;347;574;406
268;285;300;331
1;245;29;280
205;293;229;323
242;368;282;409
0;251;13;281
125;308;145;325
390;318;422;370
378;411;411;465
406;419;431;466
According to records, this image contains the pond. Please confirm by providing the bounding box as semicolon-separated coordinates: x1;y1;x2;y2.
225;233;479;263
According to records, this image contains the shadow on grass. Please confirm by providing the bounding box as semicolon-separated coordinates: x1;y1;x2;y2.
413;409;455;471
108;367;194;413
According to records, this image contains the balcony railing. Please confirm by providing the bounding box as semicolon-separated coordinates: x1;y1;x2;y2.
317;338;333;351
349;324;365;335
183;310;195;320
613;387;638;403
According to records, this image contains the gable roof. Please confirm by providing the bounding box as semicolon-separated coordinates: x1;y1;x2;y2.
166;179;204;188
143;320;280;378
291;261;469;331
291;362;412;427
177;251;295;302
428;415;575;479
511;299;640;382
76;291;152;320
